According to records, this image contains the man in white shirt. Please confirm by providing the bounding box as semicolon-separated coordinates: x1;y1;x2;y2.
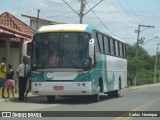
16;58;30;101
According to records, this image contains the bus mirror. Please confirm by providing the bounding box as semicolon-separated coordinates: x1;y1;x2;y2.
84;57;92;68
22;40;32;59
89;39;94;64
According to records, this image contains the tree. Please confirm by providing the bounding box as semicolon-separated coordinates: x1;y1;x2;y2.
126;43;155;85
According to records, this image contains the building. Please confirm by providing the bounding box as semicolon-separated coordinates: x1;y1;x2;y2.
0;12;66;94
21;14;65;30
0;12;34;79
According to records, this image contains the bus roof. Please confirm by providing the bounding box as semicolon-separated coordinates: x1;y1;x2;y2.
37;24;125;43
38;24;94;33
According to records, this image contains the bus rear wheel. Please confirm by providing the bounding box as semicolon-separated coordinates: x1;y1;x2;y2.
108;90;121;98
47;96;56;102
114;90;121;98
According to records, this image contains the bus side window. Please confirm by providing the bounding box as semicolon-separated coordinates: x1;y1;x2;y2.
104;36;109;54
97;33;104;53
123;44;126;58
119;42;123;57
115;41;119;56
110;38;115;55
95;32;100;53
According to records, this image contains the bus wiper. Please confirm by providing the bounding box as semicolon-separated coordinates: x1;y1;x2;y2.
63;54;77;68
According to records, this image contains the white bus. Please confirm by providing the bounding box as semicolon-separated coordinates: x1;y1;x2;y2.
30;24;127;102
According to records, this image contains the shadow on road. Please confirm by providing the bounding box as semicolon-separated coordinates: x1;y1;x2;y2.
12;94;121;105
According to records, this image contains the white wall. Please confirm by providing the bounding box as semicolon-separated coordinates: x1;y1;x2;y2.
10;48;20;79
0;48;5;59
0;47;19;80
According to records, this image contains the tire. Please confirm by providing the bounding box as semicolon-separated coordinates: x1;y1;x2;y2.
108;90;121;98
117;77;122;97
108;77;122;98
47;96;56;102
114;90;121;98
92;93;99;102
108;91;114;98
92;85;100;102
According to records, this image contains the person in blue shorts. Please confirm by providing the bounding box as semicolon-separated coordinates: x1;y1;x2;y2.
0;57;7;98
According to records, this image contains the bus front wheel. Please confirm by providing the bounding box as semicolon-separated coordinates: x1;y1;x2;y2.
92;86;100;102
92;93;99;102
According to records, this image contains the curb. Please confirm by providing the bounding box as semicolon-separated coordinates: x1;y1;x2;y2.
124;83;160;91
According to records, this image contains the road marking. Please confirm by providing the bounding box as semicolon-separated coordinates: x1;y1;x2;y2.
114;97;160;120
132;97;160;111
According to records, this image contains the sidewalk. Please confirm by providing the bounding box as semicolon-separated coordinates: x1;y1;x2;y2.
0;92;37;103
0;88;12;97
124;83;160;91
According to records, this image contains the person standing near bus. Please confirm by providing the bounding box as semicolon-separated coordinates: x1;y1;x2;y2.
24;77;31;99
16;58;30;101
0;57;7;98
5;64;14;100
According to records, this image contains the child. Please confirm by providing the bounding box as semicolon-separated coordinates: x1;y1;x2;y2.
5;64;14;100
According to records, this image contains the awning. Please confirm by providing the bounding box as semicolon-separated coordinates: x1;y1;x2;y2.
0;28;29;40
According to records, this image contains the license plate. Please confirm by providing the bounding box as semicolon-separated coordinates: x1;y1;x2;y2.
53;86;64;90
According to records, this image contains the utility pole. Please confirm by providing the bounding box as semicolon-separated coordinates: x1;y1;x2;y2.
134;24;155;86
135;25;140;58
63;0;103;24
79;0;84;24
36;9;40;30
135;24;155;58
154;43;160;84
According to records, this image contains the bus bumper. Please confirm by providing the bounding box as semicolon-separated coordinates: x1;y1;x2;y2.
32;81;93;95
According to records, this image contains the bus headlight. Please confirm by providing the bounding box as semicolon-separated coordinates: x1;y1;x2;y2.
34;83;41;86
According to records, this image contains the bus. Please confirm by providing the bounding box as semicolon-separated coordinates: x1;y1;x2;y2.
30;24;127;102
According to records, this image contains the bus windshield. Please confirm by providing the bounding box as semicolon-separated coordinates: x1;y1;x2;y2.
32;32;90;69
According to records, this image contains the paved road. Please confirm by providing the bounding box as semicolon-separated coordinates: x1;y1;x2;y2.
1;84;160;120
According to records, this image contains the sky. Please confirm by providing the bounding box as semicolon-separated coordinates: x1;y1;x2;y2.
0;0;160;55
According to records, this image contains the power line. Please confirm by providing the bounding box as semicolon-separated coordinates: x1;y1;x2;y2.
124;0;144;24
116;0;142;24
124;0;159;41
20;0;78;23
85;1;115;36
63;0;79;15
108;0;137;25
63;0;103;24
